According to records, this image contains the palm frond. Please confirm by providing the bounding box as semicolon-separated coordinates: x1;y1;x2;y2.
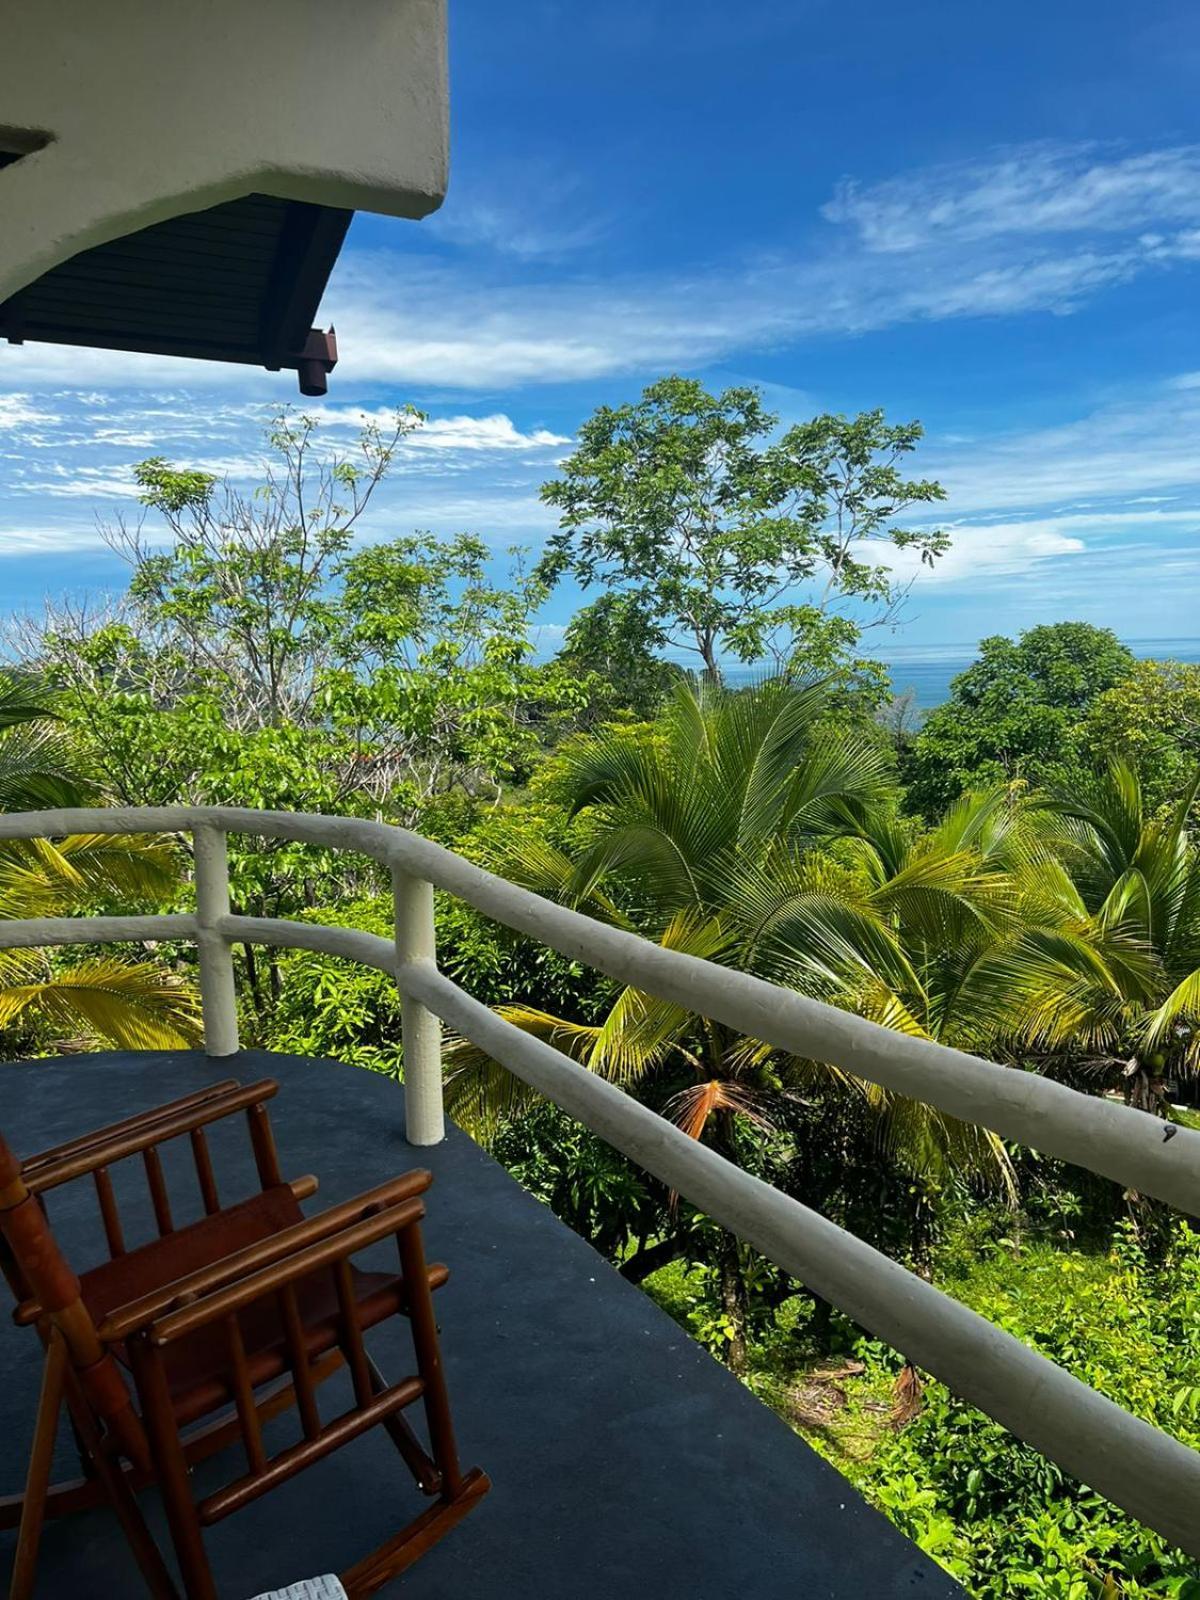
1142;966;1200;1057
0;671;59;731
0;953;200;1050
0;833;181;919
443;1005;602;1140
0;723;92;811
663;1077;777;1140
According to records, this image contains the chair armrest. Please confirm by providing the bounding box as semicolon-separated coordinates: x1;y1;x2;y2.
148;1191;445;1348
25;1080;281;1195
21;1080;241;1178
97;1170;435;1342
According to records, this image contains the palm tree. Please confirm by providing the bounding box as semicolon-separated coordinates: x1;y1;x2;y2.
1002;760;1200;1113
0;670;200;1051
450;677;1021;1157
445;678;1023;1361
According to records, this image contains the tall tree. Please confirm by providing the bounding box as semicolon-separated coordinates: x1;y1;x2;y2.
443;679;1015;1364
538;376;948;677
1081;658;1200;817
902;623;1135;818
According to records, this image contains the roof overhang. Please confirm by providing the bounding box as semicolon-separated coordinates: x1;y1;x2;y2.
0;0;448;389
1;194;351;396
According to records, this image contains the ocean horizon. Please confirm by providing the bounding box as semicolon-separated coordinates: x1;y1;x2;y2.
714;636;1200;711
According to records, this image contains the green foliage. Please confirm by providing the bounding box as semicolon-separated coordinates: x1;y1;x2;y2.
0;670;199;1052
1082;659;1200;817
839;1224;1200;1596
550;593;681;724
539;376;947;676
495;1101;660;1260
903;624;1135;818
33;415;583;938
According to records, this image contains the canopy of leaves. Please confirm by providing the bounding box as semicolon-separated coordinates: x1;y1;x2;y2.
1081;657;1200;816
539;376;948;675
901;623;1135;818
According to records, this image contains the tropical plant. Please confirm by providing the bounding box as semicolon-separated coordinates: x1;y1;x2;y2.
446;678;1037;1158
1010;759;1200;1114
840;1219;1200;1596
1081;657;1200;818
0;671;199;1053
443;678;1027;1360
538;377;948;677
902;623;1135;818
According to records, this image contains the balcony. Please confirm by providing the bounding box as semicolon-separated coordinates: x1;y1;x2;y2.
1;1046;964;1597
2;803;1199;1597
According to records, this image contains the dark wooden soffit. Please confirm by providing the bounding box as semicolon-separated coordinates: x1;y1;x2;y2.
0;192;352;395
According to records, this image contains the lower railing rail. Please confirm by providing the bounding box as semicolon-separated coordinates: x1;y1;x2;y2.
1;805;1198;1555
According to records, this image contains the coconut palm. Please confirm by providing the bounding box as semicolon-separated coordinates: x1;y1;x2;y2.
1002;759;1200;1112
445;679;1055;1365
446;679;1021;1191
0;670;200;1051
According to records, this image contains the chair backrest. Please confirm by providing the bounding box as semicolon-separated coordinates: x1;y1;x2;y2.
0;1125;150;1467
0;1078;290;1469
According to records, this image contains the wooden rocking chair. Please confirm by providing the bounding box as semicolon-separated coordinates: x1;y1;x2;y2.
0;1078;489;1600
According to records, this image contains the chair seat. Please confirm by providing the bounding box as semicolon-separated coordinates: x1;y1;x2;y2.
81;1188;403;1427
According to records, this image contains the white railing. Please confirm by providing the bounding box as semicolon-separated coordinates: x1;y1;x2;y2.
2;804;1199;1556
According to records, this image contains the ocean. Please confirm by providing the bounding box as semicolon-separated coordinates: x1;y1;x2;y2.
880;637;1200;711
717;638;1200;712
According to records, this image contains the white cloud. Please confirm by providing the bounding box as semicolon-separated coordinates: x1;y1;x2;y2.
367;489;556;539
870;518;1085;587
309;406;570;452
427;200;608;262
0;521;108;556
424;160;613;260
0;395;57;430
824;143;1200;253
4;141;1197;392
924;383;1200;514
867;379;1200;589
18;463;141;500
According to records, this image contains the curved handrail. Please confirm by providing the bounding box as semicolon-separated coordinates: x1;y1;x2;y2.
2;804;1199;1553
2;804;1198;1214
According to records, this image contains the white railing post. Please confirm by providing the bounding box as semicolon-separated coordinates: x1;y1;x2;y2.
392;868;444;1145
193;823;239;1057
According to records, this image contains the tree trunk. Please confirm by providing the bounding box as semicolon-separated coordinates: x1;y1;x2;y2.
808;1292;834;1355
619;1237;686;1284
697;631;720;682
242;942;263;1016
1123;1057;1164;1115
719;1236;748;1374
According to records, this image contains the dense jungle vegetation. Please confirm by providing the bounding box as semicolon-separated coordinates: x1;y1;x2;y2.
4;380;1200;1598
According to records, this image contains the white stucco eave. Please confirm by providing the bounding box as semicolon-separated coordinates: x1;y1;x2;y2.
0;0;449;301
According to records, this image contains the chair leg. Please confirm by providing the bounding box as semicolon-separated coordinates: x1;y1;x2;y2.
364;1352;440;1494
397;1226;463;1496
58;1362;179;1600
129;1339;217;1600
9;1331;68;1600
338;1467;490;1600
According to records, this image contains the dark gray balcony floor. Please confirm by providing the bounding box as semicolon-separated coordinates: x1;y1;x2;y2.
0;1049;962;1598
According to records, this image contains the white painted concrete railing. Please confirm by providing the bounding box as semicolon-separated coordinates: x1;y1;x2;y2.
2;804;1199;1555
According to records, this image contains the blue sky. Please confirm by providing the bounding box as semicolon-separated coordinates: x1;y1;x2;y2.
3;0;1200;653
